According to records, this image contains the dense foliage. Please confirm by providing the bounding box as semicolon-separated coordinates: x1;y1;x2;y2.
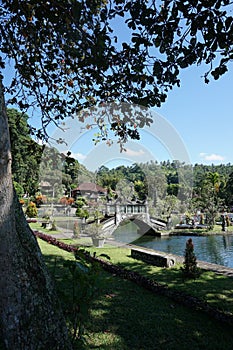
10;118;233;219
7;108;43;195
1;0;233;146
7;108;94;198
97;161;233;215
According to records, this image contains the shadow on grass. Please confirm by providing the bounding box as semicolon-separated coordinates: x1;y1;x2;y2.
42;250;233;350
85;245;233;314
116;257;233;314
85;269;233;350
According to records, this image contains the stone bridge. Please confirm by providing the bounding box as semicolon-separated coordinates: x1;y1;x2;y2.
99;201;168;236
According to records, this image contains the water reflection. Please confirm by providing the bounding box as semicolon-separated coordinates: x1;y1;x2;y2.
113;221;233;268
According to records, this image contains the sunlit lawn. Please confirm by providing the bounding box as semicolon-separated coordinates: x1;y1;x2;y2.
30;221;61;234
30;222;93;245
86;245;233;314
38;239;233;350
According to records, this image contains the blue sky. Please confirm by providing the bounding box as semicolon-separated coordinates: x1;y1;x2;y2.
158;63;233;166
47;62;233;172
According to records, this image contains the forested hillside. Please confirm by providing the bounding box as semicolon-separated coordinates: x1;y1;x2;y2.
9;108;233;223
96;160;233;221
8;108;93;198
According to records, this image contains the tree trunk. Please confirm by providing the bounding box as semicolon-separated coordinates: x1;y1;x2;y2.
0;80;72;349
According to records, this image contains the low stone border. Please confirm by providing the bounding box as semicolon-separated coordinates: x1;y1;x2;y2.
170;230;233;236
131;247;176;267
33;230;233;327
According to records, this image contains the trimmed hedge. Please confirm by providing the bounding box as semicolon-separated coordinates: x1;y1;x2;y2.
33;230;77;253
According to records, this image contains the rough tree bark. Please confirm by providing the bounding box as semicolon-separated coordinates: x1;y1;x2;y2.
0;79;72;349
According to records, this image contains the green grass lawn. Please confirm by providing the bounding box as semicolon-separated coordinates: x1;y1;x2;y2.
29;221;61;234
30;222;94;246
86;246;233;314
38;239;233;349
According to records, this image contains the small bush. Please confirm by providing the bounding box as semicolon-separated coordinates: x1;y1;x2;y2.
60;196;69;205
19;199;25;205
181;238;200;279
76;208;89;219
25;202;38;218
50;220;57;231
35;194;47;206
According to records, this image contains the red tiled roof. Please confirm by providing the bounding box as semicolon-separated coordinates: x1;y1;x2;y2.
73;182;107;193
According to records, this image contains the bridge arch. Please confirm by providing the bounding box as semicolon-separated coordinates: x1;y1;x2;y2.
128;217;159;236
101;213;167;236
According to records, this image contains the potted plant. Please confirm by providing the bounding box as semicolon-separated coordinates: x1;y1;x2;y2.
88;222;106;248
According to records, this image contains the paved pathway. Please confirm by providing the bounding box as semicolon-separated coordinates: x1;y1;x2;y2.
196;260;233;278
49;229;74;240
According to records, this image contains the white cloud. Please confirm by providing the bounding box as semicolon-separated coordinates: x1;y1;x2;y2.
199;152;207;157
72;152;86;161
35;138;46;146
62;151;86;161
125;148;145;157
199;152;225;162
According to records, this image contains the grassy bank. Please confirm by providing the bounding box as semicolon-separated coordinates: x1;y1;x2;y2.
85;246;233;314
38;239;233;349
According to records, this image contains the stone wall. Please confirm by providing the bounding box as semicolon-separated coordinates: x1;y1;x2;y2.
131;247;178;268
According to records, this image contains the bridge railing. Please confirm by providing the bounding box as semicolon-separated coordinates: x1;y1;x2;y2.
150;216;167;228
101;217;116;230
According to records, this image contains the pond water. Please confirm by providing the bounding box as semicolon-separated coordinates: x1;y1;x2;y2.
113;221;233;268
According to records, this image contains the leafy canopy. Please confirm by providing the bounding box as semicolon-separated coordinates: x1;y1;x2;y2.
7;108;43;194
1;0;233;144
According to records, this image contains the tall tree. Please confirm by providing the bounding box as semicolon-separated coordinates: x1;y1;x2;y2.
224;172;233;209
0;81;71;349
7;108;43;195
1;0;233;348
192;171;225;227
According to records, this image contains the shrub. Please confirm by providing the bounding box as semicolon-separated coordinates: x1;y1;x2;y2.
13;181;24;198
181;238;200;279
35;194;46;206
63;252;106;345
75;197;87;208
226;215;231;227
200;214;204;225
88;222;104;239
33;231;77;253
60;196;69;205
19;199;25;205
25;202;38;218
50;220;57;231
76;208;89;219
67;197;74;205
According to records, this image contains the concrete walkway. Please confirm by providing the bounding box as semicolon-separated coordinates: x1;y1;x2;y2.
49;229;74;240
196;260;233;278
